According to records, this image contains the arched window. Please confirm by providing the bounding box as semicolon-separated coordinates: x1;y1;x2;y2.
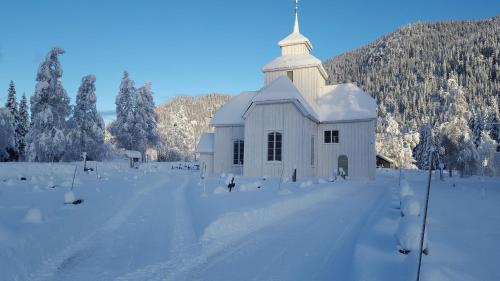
338;155;348;176
267;132;282;162
233;140;244;165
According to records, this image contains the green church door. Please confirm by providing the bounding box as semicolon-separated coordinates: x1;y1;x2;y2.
338;155;348;177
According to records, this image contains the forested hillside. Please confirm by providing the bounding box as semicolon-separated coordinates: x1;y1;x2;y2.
155;94;232;161
324;15;499;130
324;15;500;170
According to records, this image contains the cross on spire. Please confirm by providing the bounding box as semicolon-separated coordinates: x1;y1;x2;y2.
293;0;300;33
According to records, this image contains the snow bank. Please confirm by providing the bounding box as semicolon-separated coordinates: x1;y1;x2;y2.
401;196;421;217
24;208;43;224
400;180;414;200
299;180;313;188
317;178;327;184
239;181;262;192
64;191;76;203
213;186;227;194
202;187;338;243
396;216;428;253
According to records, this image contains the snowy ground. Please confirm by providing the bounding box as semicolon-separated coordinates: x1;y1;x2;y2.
0;162;499;281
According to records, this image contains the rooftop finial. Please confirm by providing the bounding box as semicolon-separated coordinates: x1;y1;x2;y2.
293;0;300;33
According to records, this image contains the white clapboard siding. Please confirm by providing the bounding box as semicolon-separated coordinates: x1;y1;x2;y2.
213;126;245;175
316;120;376;179
244;102;316;179
264;67;325;107
281;44;310;56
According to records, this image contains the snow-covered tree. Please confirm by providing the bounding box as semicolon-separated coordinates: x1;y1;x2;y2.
438;78;479;176
376;115;419;168
135;83;160;152
486;97;500;143
477;134;497;176
469;110;485;148
109;71;136;151
109;73;160;157
5;81;19;160
27;47;70;162
414;124;440;170
17;94;29;160
0;108;15;161
65;75;105;161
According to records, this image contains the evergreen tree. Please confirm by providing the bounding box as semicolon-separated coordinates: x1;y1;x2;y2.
5;81;19;160
17;94;29;160
135;83;160;153
414;124;439;169
0;108;15;161
27;47;70;162
109;71;136;151
470;110;485;147
486;98;500;142
66;75;105;160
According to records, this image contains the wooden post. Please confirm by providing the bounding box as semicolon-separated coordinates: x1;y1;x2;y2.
416;148;433;281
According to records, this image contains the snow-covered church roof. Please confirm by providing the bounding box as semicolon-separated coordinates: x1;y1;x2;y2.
196;133;215;153
211;91;256;126
278;32;312;50
317;84;377;122
211;78;376;126
248;76;319;121
262;54;325;75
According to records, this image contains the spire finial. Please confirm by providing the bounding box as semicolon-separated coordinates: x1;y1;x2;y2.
293;0;300;33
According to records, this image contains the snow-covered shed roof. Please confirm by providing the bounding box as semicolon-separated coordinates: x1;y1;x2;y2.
316;84;377;122
247;76;319;121
377;154;395;163
196;133;214;154
211;91;256;126
124;150;141;159
262;54;328;79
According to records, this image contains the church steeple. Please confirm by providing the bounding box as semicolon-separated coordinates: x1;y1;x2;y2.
293;0;300;34
262;1;328;106
278;0;312;55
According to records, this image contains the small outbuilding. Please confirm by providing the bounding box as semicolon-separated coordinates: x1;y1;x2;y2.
377;154;395;168
493;145;500;176
196;133;215;175
124;150;142;168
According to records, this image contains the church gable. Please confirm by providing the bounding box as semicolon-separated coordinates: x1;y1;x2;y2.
244;76;319;122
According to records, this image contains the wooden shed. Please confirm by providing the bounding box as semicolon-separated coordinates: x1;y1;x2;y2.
376;154;395;168
124;150;142;168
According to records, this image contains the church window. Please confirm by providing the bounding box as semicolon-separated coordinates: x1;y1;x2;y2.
287;71;294;82
233;140;244;165
267;132;282;161
324;130;339;143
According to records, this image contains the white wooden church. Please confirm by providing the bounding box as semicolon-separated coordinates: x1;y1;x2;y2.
197;3;377;180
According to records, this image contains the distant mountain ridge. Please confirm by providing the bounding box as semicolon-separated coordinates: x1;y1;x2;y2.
155;93;232;161
323;14;500;131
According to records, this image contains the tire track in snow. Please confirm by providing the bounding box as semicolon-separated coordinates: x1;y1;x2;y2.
28;177;170;281
116;180;388;281
114;175;196;281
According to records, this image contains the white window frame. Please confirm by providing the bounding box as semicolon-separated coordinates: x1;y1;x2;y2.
266;131;283;163
324;130;339;144
233;139;244;166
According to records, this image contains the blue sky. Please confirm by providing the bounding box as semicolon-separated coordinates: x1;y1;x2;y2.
0;0;498;119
